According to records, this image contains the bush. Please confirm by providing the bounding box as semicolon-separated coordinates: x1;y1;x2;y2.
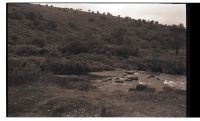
88;17;95;22
68;22;78;30
16;46;48;56
46;20;57;30
8;70;39;86
32;38;45;47
8;60;39;86
24;12;43;27
11;35;18;41
110;44;140;58
40;58;91;75
25;12;37;21
111;27;127;45
114;46;131;58
100;16;107;20
61;38;104;55
8;10;23;20
61;40;90;54
63;9;67;12
133;56;186;75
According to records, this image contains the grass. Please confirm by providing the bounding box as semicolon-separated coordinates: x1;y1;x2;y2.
7;3;186;87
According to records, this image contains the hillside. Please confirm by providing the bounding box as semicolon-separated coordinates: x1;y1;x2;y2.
8;3;186;86
7;3;186;117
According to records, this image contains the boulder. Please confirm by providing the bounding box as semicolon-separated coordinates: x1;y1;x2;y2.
147;75;155;78
125;78;133;81
128;87;135;91
125;71;135;74
127;77;138;80
133;84;156;92
135;84;148;91
115;77;120;80
102;79;109;82
114;80;124;83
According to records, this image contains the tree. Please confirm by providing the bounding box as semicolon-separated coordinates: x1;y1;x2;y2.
155;21;159;24
179;23;185;29
169;25;186;55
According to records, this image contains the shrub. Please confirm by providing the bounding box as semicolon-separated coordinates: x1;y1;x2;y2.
68;22;78;30
11;35;18;41
40;58;91;75
111;27;127;45
114;46;130;58
16;46;48;56
8;60;39;86
63;9;67;12
8;70;39;86
100;16;107;20
133;56;186;75
25;12;37;21
88;17;95;22
46;20;57;30
24;12;43;27
133;84;156;92
32;38;45;47
61;40;90;54
8;10;23;20
33;19;40;26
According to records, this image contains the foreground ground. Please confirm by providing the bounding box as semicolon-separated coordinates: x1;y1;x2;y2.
8;69;186;117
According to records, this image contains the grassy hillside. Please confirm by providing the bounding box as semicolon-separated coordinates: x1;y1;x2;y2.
7;3;186;85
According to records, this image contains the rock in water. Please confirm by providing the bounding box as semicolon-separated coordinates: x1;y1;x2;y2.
114;80;124;83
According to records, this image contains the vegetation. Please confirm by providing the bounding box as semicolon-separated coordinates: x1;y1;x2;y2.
8;3;186;86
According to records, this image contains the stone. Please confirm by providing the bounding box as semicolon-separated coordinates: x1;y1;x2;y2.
128;77;138;80
114;80;124;83
125;71;134;74
147;75;155;78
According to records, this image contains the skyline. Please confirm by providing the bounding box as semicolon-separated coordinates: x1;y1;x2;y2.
39;3;186;27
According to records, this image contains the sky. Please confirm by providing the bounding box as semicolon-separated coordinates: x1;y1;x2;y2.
39;3;186;26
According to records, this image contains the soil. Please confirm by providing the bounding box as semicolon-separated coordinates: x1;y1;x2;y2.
8;69;186;117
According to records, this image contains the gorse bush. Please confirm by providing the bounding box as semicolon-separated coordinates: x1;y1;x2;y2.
32;38;45;47
8;70;39;86
61;40;90;54
11;35;18;41
25;12;37;21
24;12;43;27
8;60;40;86
40;58;91;75
68;22;78;30
8;10;23;20
88;17;95;22
132;56;186;75
46;20;57;30
61;38;104;55
16;46;48;56
111;27;127;45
